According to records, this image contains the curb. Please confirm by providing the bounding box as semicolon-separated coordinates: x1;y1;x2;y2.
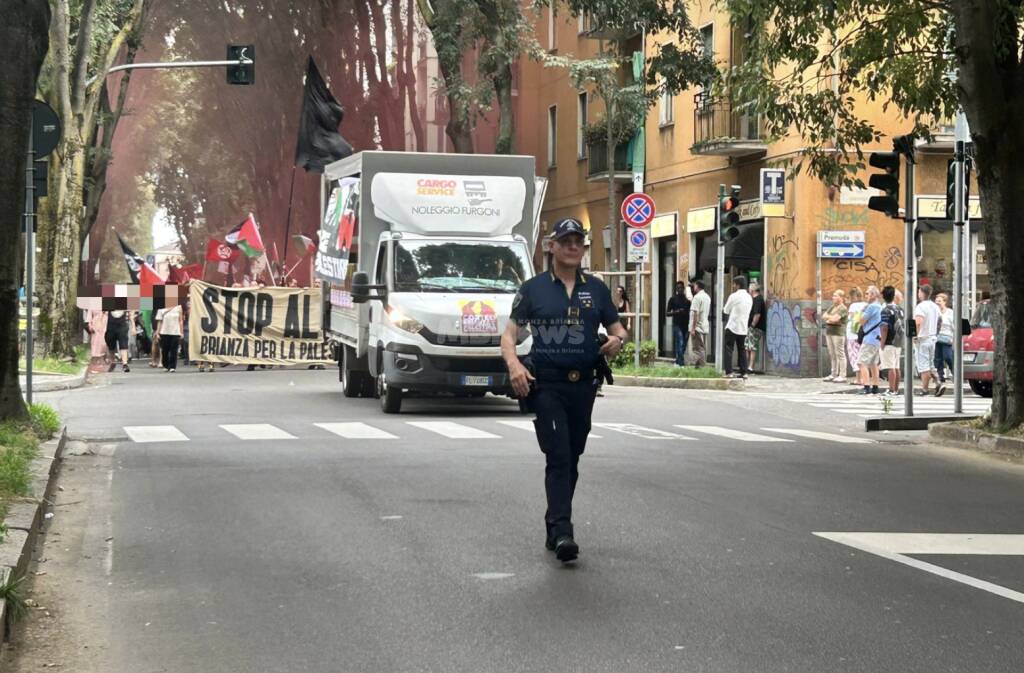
613;376;744;391
0;427;68;642
928;422;1024;464
20;366;88;393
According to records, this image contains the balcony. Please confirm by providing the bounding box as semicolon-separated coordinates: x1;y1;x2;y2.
914;121;956;152
578;13;641;41
692;92;768;157
587;139;633;182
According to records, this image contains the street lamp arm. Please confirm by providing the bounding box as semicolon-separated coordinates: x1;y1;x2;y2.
87;57;254;87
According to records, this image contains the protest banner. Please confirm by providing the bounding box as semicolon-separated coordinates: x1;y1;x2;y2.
189;280;331;365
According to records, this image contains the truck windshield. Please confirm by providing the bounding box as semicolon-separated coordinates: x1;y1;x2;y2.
393;240;531;293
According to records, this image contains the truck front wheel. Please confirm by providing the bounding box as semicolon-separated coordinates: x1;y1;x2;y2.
378;373;403;413
341;346;371;398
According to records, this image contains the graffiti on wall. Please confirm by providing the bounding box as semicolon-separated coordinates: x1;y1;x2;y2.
766;301;802;370
818;206;869;231
822;254;904;293
767;233;800;300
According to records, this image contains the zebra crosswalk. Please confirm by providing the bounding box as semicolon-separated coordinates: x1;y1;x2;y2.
118;419;871;445
742;391;991;418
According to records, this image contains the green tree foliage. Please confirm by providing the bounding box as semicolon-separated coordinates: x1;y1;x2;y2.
722;0;1024;429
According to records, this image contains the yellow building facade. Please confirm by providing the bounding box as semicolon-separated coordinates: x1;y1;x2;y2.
513;5;986;376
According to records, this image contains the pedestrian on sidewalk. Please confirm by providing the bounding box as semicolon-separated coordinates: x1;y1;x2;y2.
156;302;184;373
501;217;627;564
913;284;945;397
822;290;848;382
934;292;955;387
845;287;866;382
666;281;691;367
689;279;711;367
879;286;904;396
149;311;162;368
105;309;131;373
857;285;883;395
87;309;108;366
745;282;766;373
723;276;753;378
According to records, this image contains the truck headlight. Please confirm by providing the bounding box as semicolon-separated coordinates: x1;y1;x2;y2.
386;306;423;334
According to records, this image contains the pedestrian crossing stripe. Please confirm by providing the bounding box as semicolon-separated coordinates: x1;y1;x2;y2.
120;422;874;445
674;425;792;442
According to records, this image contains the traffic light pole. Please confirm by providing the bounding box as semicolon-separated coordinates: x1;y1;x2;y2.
715;184;726;373
88;56;254;87
23;130;35;405
903;153;915;418
953;114;968;414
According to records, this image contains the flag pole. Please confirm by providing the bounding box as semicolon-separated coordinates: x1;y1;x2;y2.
282;165;297;263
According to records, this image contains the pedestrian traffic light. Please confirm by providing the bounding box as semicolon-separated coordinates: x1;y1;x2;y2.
227;45;255;85
719;185;741;243
867;151;900;217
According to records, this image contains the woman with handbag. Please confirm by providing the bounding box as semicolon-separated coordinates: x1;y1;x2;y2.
934;292;955;385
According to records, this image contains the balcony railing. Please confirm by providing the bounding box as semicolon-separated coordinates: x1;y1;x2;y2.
587;139;633;182
692;91;768;157
914;120;956;152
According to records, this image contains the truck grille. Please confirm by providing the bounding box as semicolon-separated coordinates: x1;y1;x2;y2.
431;357;506;373
419;327;528;347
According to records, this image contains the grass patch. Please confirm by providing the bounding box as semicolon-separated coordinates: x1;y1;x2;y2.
19;344;89;376
612;365;722;379
0;573;28;622
963;416;1024;439
0;403;59;522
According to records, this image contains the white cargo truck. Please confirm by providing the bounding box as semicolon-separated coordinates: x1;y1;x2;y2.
317;151;546;413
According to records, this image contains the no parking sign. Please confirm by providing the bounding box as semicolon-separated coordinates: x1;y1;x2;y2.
621;193;656;228
627;227;650;263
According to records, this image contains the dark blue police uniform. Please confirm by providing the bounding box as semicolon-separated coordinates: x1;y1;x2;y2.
510;235;619;554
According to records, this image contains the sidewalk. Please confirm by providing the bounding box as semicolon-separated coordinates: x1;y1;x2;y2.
18;367;88;393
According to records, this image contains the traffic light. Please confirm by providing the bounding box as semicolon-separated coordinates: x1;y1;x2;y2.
945;159;956;220
719;185;741;243
867;151;900;217
227;45;255;85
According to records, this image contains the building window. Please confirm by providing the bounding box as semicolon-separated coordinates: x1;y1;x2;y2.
548;6;557;51
699;23;714;87
547;105;557;168
577;92;588;159
659;89;674;126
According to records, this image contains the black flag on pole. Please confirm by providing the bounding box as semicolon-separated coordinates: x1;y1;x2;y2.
294;56;353;173
116;231;145;283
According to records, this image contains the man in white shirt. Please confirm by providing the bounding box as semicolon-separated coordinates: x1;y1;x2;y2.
689;279;711;367
913;284;944;397
723;275;754;378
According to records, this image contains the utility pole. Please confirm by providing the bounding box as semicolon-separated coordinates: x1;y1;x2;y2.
952;112;970;414
715;184;726;372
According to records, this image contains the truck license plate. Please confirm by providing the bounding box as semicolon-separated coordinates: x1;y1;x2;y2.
963;353;977;363
462;375;492;386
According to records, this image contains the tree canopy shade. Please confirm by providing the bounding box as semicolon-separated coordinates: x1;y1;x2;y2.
722;0;1024;429
0;0;50;420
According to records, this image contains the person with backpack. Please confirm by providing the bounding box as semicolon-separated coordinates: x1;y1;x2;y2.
878;286;904;397
914;284;945;397
856;285;883;395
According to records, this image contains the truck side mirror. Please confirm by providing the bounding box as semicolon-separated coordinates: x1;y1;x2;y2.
351;271;371;304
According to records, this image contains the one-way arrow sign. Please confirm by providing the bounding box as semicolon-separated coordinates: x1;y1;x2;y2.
817;242;865;259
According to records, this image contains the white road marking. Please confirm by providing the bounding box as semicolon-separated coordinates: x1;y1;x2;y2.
673;425;792;443
219;424;296;440
594;423;696;440
315;422;397;439
123;426;189;443
380;515;403;521
472;572;515;580
815;532;1024;605
760;428;874;444
497;420;602;439
406;421;499;439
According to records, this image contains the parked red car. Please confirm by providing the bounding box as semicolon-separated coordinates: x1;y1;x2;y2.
963;300;994;398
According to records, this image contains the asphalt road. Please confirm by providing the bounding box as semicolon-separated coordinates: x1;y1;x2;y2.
31;366;1024;673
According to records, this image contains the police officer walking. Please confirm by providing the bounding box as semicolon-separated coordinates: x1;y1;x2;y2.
501;218;629;563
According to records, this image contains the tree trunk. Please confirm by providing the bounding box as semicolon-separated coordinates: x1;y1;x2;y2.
48;142;87;357
606;98;619;271
0;0;50;420
493;61;514;154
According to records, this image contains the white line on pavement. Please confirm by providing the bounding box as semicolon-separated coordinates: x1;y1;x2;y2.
219;424;296;440
673;425;792;443
406;421;500;439
123;426;189;443
497;420;602;438
594;423;696;440
760;428;874;444
315;422;397;439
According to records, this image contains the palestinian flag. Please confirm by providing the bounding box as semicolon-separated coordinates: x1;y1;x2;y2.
292;234;316;258
116;232;146;283
139;263;165;287
225;214;265;258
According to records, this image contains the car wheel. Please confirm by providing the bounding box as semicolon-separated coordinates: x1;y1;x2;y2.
968;379;993;398
378;373;403;413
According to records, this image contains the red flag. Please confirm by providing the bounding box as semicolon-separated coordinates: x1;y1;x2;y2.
206;239;240;263
170;264;203;283
139;264;165;291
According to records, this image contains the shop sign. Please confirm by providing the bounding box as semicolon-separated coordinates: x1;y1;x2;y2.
760;168;785;217
916;196;982;220
737;199;762;222
687;206;716;233
650;213;677;238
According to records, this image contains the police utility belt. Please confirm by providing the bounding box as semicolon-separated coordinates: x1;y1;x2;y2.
534;367;596;384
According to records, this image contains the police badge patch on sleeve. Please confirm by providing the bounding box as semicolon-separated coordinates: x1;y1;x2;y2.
512;292;523;312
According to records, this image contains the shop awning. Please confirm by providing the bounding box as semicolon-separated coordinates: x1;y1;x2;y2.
696;221;764;272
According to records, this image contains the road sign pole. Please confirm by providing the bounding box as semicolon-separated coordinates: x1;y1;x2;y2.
953;112;968;414
903;149;916;417
634;263;641;368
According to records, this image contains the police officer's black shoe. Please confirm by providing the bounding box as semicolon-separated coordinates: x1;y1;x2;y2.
545;535;556;551
553;535;579;562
